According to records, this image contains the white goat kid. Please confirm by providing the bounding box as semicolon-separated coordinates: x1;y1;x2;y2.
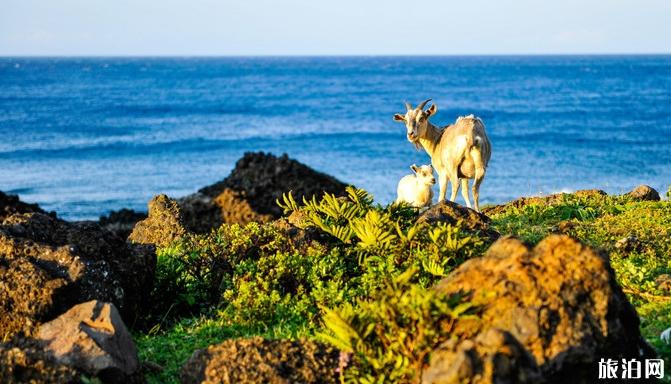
394;99;492;212
396;164;436;208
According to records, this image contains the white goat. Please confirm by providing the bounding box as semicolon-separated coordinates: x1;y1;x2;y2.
396;164;436;208
394;99;492;212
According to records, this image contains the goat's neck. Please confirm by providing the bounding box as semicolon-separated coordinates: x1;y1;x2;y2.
418;122;443;157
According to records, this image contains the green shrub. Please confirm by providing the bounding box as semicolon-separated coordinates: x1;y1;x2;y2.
148;187;487;331
318;268;478;384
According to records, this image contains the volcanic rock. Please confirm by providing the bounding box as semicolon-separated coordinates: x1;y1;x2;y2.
626;185;661;201
180;337;340;384
422;329;541;384
428;235;654;383
37;300;141;383
417;200;499;240
99;209;147;240
0;197;155;339
179;152;348;233
0;337;80;384
128;194;187;247
0;190;53;221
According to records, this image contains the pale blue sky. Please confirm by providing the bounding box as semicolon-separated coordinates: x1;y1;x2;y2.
1;0;670;55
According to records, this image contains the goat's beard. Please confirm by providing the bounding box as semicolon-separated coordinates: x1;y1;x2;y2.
411;139;422;150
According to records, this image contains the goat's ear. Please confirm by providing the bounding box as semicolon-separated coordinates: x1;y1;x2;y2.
393;113;405;122
425;104;437;117
410;164;419;173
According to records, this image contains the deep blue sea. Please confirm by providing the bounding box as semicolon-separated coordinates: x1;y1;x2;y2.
1;56;670;220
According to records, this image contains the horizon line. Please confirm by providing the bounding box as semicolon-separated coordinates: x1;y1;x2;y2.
2;52;671;59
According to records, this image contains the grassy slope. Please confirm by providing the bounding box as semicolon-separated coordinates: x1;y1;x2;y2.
136;193;671;383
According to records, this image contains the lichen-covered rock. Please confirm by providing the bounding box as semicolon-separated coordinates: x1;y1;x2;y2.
0;198;155;339
99;209;147;240
418;201;499;240
0;258;69;337
180;337;340;384
430;235;654;383
422;329;541;384
37;300;142;383
626;185;661;201
178;189;273;233
179;152;348;233
0;337;82;384
0;337;81;384
656;274;671;292
129;194;187;247
482;189;607;216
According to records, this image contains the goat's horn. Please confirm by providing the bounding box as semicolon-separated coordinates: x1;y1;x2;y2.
417;98;432;110
404;102;412;111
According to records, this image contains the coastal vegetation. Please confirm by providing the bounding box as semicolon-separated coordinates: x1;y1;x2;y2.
137;186;671;383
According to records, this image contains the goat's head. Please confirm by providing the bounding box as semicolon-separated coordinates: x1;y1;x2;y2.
393;99;437;144
411;164;436;185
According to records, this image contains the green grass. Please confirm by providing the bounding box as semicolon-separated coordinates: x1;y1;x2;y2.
136;316;311;384
134;190;671;383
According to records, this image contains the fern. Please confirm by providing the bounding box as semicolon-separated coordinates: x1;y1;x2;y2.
351;210;397;249
320;269;478;383
276;190;299;214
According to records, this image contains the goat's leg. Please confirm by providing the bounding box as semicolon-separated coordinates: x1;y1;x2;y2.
460;178;471;208
472;169;485;212
470;148;486;212
449;171;460;202
438;173;448;202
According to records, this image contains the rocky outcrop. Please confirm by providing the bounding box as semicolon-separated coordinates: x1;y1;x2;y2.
37;300;141;383
482;189;607;216
0;190;53;221
0;200;155;339
428;235;654;383
180;337;340;384
0;337;81;384
179;152;348;233
99;209;147;240
626;185;661;201
128;194;187;247
418;201;499;240
178;190;273;234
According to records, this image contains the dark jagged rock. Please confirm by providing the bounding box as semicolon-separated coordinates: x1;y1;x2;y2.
38;300;142;383
0;190;54;221
429;235;654;383
418;200;499;240
0;196;155;339
482;189;607;216
180;337;340;384
179;152;348;233
0;337;81;384
99;209;147;240
626;185;661;201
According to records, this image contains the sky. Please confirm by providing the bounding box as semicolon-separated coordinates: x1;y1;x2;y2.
1;0;670;56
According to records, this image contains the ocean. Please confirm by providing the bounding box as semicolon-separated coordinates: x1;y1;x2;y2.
1;56;670;220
